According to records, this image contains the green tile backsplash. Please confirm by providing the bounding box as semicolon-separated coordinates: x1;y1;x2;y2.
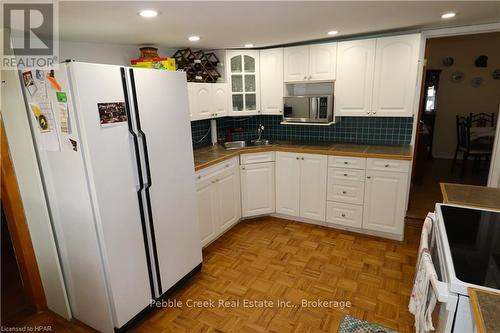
191;115;413;148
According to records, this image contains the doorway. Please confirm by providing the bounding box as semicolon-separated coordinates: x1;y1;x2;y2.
408;32;500;219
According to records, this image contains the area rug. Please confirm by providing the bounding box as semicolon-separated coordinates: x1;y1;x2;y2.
338;315;398;333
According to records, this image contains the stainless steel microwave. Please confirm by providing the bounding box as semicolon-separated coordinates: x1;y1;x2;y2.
283;95;333;123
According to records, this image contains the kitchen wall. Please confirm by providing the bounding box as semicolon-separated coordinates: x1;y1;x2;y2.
192;116;413;148
60;40;176;66
426;32;500;158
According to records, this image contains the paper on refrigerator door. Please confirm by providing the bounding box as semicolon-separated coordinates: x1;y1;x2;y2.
58;102;70;134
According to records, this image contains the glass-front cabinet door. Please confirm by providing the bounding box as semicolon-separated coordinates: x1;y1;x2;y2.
226;50;260;115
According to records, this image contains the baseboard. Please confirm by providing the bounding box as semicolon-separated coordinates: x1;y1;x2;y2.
271;213;326;226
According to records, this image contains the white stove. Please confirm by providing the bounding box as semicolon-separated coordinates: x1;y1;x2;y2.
429;203;500;333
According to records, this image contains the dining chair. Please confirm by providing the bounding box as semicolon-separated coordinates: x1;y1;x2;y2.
452;115;493;177
469;112;495;127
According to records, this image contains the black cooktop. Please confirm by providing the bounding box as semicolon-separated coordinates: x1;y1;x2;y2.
441;205;500;289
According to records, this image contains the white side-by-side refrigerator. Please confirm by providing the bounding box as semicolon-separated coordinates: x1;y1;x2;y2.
20;62;202;333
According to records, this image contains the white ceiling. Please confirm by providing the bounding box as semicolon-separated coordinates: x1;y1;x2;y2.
60;1;500;49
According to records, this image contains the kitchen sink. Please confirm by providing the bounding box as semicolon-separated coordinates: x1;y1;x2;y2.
223;141;247;149
223;139;271;150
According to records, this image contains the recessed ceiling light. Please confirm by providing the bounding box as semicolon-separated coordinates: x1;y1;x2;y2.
244;43;254;48
441;12;456;19
188;36;200;42
327;30;339;36
139;10;158;18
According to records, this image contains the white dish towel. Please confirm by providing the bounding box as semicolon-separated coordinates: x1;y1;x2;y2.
409;215;438;333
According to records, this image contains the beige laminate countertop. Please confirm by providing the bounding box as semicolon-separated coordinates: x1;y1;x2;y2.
440;183;500;211
193;142;413;171
469;288;500;333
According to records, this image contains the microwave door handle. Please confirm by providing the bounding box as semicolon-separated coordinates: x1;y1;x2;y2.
310;97;317;119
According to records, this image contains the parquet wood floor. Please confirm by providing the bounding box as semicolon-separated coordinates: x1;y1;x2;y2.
134;217;421;333
5;217;422;333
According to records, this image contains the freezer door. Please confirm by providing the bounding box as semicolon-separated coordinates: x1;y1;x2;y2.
128;68;202;295
69;62;152;328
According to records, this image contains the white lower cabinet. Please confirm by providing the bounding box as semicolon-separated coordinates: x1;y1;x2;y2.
363;169;408;235
275;153;301;216
240;161;275;217
196;180;218;246
195;158;241;247
326;156;409;240
326;202;363;228
275;152;327;221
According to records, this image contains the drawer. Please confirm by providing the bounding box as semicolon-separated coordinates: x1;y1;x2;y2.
195;157;238;183
328;156;366;169
366;158;410;173
240;151;275;165
326;202;362;228
327;178;365;205
328;167;366;182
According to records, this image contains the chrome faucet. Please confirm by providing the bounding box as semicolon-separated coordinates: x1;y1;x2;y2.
257;124;264;141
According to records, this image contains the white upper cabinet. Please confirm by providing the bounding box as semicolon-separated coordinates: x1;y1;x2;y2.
308;43;337;81
188;83;212;120
211;83;229;118
372;34;421;117
284;43;336;82
335;39;376;116
188;83;229;121
284;46;309;82
226;50;261;115
260;48;284;115
335;34;421;117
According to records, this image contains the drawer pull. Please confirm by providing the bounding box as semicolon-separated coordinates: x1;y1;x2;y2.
341;213;346;217
342;191;347;194
344;161;348;165
296;157;300;160
344;173;348;176
385;164;389;167
367;176;371;179
242;167;246;170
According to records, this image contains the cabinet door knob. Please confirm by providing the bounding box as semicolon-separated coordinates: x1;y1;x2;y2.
385;164;389;167
373;111;377;114
303;76;307;80
197;175;201;179
342;191;346;194
341;213;346;217
308;75;312;80
367;176;371;179
296;157;300;160
301;157;304;160
242;167;246;170
366;111;370;114
344;173;348;176
344;161;348;165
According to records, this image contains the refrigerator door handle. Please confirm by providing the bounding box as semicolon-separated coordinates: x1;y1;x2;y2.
129;133;142;192
120;67;156;299
128;67;163;296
